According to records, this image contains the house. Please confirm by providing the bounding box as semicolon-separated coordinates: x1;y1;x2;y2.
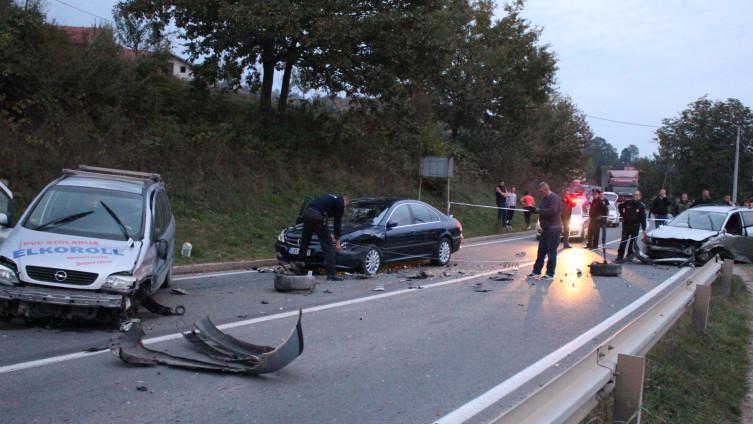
58;26;194;81
167;54;193;81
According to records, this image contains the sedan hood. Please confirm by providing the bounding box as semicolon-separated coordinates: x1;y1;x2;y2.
285;223;371;240
0;227;141;286
648;225;718;242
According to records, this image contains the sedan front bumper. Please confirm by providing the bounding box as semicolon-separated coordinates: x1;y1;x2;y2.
275;241;363;270
0;284;125;308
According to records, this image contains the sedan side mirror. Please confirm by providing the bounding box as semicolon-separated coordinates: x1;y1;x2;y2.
386;222;398;229
0;213;7;226
156;239;169;260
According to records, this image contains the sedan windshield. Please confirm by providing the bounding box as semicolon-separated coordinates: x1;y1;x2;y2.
24;186;144;240
668;210;727;231
346;202;391;226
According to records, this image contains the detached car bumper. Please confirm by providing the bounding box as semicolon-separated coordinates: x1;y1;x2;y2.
0;284;125;308
275;241;363;269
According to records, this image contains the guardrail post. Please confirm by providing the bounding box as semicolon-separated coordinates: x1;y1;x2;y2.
613;354;645;424
692;284;712;334
721;259;734;299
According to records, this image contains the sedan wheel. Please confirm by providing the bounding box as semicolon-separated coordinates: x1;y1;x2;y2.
431;238;452;266
361;246;382;276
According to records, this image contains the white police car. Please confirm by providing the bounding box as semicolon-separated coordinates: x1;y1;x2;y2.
0;166;175;321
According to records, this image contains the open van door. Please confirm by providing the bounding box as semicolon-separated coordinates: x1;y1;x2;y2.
0;181;13;243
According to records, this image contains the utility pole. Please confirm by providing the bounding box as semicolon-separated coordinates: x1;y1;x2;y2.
732;126;740;203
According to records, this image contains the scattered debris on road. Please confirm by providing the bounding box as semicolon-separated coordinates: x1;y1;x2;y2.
111;310;304;375
136;385;148;392
407;271;433;280
141;297;185;316
473;283;493;292
515;251;526;257
371;286;385;292
170;288;188;296
261;300;269;304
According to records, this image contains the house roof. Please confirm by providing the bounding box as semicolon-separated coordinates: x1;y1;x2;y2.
59;26;103;45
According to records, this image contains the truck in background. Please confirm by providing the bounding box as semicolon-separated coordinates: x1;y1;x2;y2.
607;167;640;203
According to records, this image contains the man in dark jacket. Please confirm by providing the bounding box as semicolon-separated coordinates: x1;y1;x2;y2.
691;189;716;208
650;188;671;227
672;192;691;216
495;180;508;225
561;192;574;249
586;189;609;249
528;182;562;280
299;194;350;281
616;190;647;263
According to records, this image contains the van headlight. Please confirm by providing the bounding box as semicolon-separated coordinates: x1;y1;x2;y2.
278;230;286;243
103;273;137;293
0;264;19;286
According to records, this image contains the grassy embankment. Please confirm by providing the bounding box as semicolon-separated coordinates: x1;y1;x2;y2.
583;277;752;424
173;180;531;265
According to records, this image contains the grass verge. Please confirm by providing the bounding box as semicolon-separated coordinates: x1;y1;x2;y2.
583;276;752;424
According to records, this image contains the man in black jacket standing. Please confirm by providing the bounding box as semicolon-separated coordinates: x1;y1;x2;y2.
650;188;671;228
528;182;562;280
615;190;647;263
299;194;350;281
586;189;609;249
691;189;716;208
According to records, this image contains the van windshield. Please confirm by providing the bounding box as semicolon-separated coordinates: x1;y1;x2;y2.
24;186;144;240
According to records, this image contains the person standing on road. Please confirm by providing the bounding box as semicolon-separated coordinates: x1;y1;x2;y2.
298;194;350;281
722;195;736;206
505;186;518;228
495;180;508;226
586;189;609;250
691;189;716;208
672;192;691;216
528;182;562;280
615;190;647;263
561;191;574;249
521;191;535;230
650;188;671;227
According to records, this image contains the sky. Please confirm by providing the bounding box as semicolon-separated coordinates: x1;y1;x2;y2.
40;0;753;157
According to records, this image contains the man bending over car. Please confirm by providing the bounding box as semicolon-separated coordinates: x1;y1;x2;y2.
299;194;349;281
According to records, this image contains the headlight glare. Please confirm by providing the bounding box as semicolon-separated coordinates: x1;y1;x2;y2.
103;273;137;293
278;230;286;243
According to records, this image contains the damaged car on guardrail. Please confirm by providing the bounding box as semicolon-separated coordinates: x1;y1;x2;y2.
644;205;753;264
0;166;176;323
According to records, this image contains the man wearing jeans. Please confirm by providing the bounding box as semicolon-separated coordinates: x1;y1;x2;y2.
299;194;349;281
528;182;562;280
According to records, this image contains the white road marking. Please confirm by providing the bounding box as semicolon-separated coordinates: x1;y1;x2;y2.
0;261;537;375
462;234;535;248
434;266;692;424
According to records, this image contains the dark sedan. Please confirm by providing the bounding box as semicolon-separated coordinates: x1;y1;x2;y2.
276;198;463;275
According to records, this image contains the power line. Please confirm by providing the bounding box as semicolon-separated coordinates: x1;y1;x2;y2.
51;0;113;24
586;114;660;128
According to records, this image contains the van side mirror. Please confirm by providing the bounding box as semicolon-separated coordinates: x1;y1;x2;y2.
386;222;398;229
0;213;8;226
156;239;169;260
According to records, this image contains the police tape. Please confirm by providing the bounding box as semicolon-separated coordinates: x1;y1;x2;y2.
449;201;531;213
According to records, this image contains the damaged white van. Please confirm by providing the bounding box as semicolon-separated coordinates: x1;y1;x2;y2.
0;166;175;322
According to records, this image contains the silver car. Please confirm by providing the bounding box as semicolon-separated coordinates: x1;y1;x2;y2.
603;192;620;227
0;166;175;321
645;206;753;264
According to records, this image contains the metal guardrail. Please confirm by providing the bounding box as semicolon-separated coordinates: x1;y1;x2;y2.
436;258;722;424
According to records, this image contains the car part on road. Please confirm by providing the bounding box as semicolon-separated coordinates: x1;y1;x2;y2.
111;310;304;375
140;296;185;316
407;270;433;280
589;262;622;276
274;268;316;293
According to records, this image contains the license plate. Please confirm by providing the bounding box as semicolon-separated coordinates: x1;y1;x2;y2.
288;247;311;256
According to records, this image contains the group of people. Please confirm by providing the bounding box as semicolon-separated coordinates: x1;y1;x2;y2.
495;180;537;230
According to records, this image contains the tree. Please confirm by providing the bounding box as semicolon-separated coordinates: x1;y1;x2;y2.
619;144;639;166
656;97;753;202
522;94;593;186
583;136;619;184
112;3;162;53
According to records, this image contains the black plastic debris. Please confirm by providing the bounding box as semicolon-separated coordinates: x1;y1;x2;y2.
111;310;304;375
141;296;185;316
170;288;188;296
488;274;514;282
407;271;433;280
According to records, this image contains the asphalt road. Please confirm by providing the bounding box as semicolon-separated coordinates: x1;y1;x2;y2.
0;228;685;423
